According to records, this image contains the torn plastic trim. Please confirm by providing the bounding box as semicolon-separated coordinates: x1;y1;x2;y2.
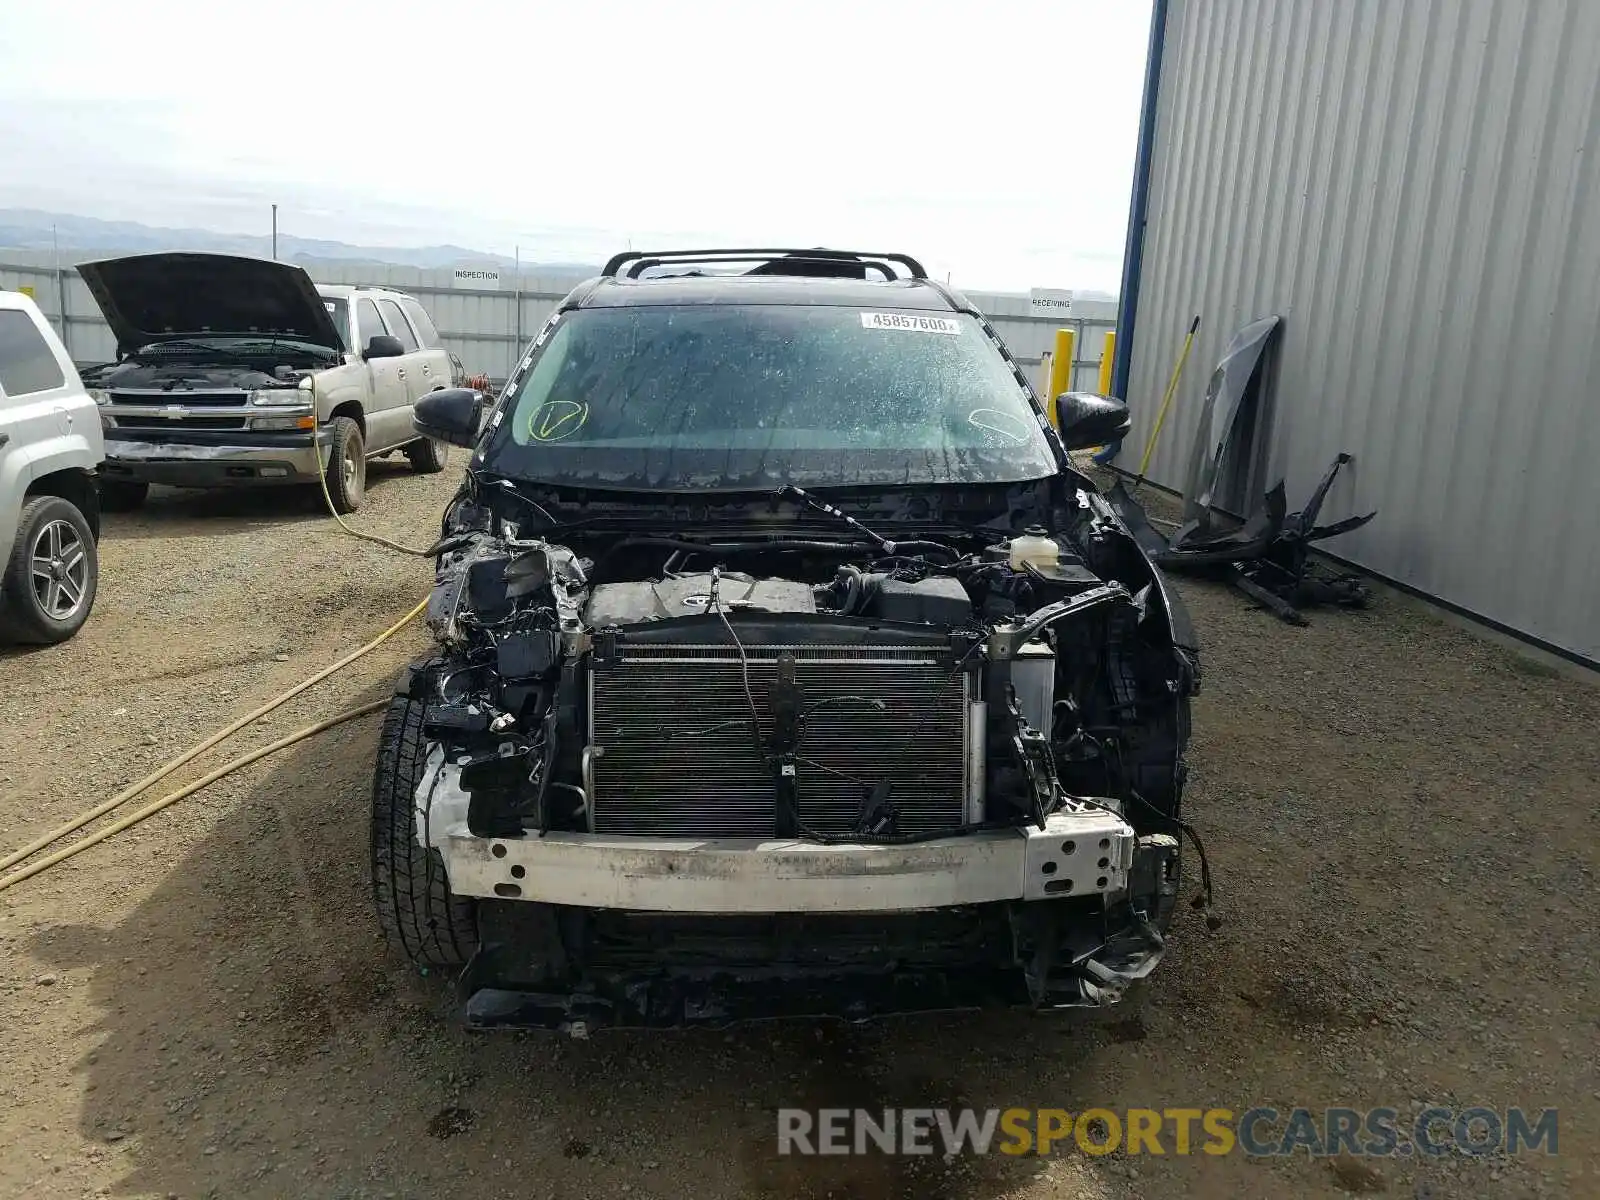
414;747;469;850
1091;486;1200;655
454;895;1172;1034
1165;480;1287;564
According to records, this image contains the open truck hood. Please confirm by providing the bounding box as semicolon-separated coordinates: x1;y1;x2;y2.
77;252;345;356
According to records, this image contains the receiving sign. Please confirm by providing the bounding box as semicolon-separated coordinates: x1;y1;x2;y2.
1030;288;1074;318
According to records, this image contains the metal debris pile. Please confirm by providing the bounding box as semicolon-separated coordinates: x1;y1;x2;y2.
1107;317;1377;625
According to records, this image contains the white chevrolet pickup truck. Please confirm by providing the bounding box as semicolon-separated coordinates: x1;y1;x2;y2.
78;253;453;513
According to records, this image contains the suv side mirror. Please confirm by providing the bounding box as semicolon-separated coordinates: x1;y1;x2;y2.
365;334;405;360
1053;392;1131;451
414;388;485;448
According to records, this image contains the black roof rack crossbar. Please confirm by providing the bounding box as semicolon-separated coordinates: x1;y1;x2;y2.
600;248;928;281
637;253;898;281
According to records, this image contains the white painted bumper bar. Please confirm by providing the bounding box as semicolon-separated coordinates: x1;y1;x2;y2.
439;807;1135;914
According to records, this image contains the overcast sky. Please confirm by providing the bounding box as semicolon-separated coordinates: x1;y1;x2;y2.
0;0;1152;292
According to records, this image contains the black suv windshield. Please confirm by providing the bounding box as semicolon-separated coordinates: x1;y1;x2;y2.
480;304;1059;491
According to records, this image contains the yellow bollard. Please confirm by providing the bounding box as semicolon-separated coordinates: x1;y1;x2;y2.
1045;329;1075;426
1098;331;1116;395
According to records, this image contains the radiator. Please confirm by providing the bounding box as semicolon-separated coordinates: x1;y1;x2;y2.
588;641;972;838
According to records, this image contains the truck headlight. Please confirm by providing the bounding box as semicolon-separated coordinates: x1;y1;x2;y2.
87;388;109;405
251;390;309;407
251;414;317;431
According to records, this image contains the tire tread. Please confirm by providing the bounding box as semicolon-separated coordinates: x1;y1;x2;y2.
324;416;365;514
370;677;476;968
406;437;448;474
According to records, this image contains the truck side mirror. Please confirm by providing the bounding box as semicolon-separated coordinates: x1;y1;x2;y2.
365;334;405;360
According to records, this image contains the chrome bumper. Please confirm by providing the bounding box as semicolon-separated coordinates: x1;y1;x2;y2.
102;434;328;486
438;805;1137;914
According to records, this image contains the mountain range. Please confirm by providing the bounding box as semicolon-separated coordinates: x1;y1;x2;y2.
0;209;595;274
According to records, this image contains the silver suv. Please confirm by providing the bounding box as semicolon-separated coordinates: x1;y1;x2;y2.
77;254;453;513
0;291;104;643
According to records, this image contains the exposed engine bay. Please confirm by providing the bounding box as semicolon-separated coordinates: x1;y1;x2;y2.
82;357;325;391
86;356;324;390
397;473;1205;1029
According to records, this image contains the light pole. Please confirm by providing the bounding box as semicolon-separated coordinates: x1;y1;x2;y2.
271;204;278;259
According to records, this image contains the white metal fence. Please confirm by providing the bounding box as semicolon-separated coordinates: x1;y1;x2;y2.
0;251;1116;393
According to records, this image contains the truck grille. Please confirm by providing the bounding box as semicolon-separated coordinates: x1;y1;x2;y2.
588;641;971;839
109;391;249;407
107;390;253;433
113;414;248;431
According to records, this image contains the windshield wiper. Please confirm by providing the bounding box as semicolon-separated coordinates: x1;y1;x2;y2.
221;338;327;352
136;338;231;356
138;337;330;358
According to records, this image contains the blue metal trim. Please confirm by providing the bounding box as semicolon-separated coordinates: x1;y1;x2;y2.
1098;0;1171;465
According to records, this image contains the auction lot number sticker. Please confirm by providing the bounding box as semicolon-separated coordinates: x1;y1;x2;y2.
860;312;962;334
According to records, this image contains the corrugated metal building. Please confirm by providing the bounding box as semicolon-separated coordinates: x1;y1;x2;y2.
1119;0;1600;665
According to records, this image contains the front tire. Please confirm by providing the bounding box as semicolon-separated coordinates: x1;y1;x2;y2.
323;416;366;514
0;496;99;644
406;436;448;474
371;685;477;970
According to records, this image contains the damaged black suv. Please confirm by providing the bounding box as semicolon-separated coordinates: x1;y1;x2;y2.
370;248;1202;1032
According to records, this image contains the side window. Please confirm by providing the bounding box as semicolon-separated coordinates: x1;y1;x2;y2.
377;299;419;352
355;299;389;349
399;297;441;349
0;309;66;397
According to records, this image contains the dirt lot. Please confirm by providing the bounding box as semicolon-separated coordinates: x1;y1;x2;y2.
0;462;1595;1200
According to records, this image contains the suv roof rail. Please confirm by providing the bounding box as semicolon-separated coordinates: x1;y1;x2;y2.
600;248;929;282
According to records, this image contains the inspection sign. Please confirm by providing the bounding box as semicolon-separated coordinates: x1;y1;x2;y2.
452;267;501;289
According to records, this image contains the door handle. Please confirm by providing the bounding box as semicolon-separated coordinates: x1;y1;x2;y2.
422;365;431;376
396;368;407;379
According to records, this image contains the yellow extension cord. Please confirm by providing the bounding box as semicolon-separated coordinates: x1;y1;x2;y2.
0;701;387;894
1;381;478;890
0;388;454;891
0;595;426;873
310;378;434;557
0;597;426;892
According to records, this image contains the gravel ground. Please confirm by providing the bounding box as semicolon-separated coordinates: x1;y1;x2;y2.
0;461;1595;1200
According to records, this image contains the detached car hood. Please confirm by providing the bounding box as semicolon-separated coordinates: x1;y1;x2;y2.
77;252;345;356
